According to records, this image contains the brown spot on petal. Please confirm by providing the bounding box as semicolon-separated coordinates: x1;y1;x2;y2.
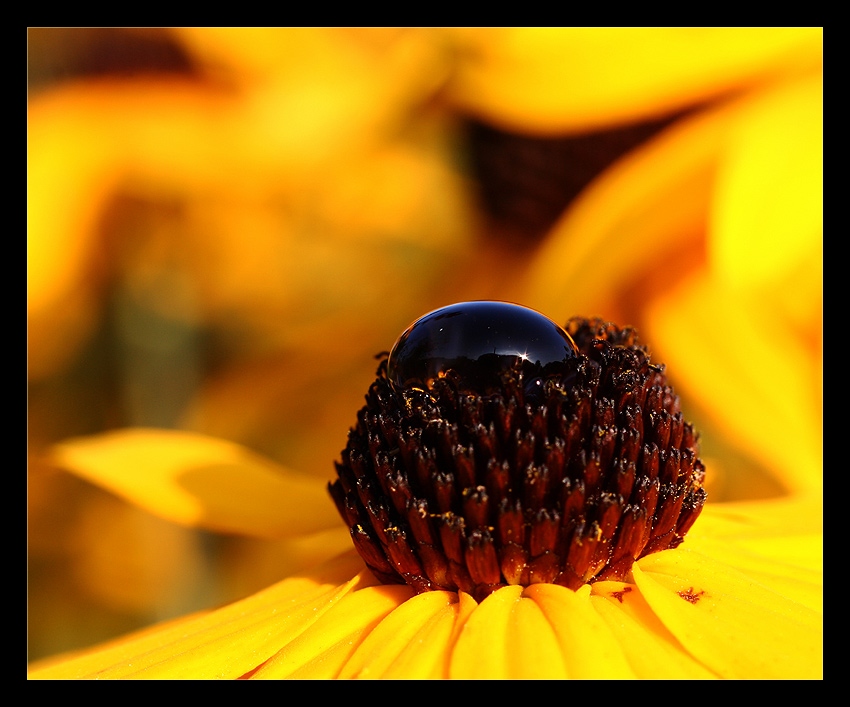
610;586;633;603
677;587;706;604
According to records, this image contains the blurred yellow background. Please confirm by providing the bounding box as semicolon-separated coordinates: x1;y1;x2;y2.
27;28;822;662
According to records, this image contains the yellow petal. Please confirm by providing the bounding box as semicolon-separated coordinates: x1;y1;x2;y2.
516;75;822;499
710;74;823;297
28;551;368;679
590;581;718;678
695;494;823;549
685;498;822;613
634;548;822;679
708;72;823;430
250;584;414;679
516;96;735;317
27;89;118;380
49;428;340;538
450;584;636;679
449;585;563;679
524;584;636;679
683;534;823;615
446;28;822;134
644;273;822;498
339;590;471;679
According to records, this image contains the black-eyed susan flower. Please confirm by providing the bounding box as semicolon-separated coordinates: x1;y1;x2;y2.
28;28;822;676
28;306;822;679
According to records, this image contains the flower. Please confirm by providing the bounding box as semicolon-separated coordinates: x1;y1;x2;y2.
27;302;823;680
515;66;822;501
28;427;821;679
28;28;822;676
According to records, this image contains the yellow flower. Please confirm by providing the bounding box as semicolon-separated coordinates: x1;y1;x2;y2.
28;28;822;677
443;27;822;133
28;28;473;384
28;429;821;679
516;62;822;501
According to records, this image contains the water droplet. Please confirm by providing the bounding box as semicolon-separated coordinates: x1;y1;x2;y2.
387;301;578;397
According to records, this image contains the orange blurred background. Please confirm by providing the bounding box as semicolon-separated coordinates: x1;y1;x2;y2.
27;28;821;662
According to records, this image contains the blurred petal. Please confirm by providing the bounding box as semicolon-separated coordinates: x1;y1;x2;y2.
173;28;450;133
27;78;240;381
49;429;340;538
644;273;822;498
643;74;823;498
27;36;475;385
28;552;368;679
27;91;118;379
711;74;822;296
516;96;734;317
445;28;822;134
516;71;822;499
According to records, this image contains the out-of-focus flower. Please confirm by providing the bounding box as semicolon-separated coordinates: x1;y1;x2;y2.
27;27;821;482
28;28;475;660
28;28;822;670
516;68;822;500
27;28;473;386
443;27;822;134
28;429;821;679
447;27;822;503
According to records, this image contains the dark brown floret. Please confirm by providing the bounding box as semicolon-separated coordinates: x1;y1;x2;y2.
328;316;707;601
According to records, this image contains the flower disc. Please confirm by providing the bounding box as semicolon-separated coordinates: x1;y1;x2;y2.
331;312;707;601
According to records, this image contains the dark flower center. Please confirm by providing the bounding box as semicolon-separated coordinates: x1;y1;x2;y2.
329;304;707;602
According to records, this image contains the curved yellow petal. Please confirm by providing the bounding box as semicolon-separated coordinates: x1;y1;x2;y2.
711;74;822;297
449;585;565;679
640;75;823;500
516;76;822;499
338;590;467;679
525;584;636;679
251;584;414;679
446;28;822;134
634;548;822;679
450;583;636;679
49;428;341;538
685;498;823;613
644;273;822;498
515;96;734;318
28;551;368;679
695;495;822;548
590;581;718;678
683;534;822;615
330;592;468;680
